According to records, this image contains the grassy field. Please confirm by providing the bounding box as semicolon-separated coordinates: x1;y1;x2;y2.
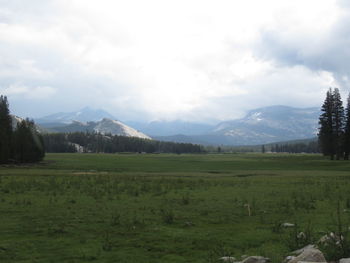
1;153;350;263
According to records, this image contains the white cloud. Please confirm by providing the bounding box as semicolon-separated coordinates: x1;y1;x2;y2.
0;0;347;121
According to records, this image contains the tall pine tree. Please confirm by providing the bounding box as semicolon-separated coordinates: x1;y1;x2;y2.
0;95;13;163
332;88;345;160
319;89;335;159
319;88;346;160
344;93;350;160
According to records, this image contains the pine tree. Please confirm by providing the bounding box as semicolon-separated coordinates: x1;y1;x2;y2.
319;89;335;159
13;119;45;163
332;88;345;160
319;88;346;160
344;93;350;160
0;95;13;163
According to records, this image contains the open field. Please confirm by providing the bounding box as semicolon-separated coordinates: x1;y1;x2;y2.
1;153;350;262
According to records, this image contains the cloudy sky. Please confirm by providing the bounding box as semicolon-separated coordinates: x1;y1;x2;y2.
0;0;349;123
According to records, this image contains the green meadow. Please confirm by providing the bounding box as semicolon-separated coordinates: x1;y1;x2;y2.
1;153;350;263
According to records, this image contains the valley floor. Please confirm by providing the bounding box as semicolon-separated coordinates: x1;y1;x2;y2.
0;153;350;262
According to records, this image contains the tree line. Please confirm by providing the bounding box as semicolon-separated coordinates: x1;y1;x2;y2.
203;141;319;153
43;132;205;154
0;95;45;164
318;88;350;160
270;141;319;153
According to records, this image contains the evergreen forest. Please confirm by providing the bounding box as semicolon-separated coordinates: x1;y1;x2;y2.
318;88;350;160
0;95;45;164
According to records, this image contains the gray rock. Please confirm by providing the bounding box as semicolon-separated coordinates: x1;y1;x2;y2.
242;256;270;263
287;247;326;263
282;223;295;227
290;244;316;256
283;256;296;263
340;258;350;263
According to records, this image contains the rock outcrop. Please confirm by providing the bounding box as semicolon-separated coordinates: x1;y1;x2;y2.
285;246;326;263
242;256;270;263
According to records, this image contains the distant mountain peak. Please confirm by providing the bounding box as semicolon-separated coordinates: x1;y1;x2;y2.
36;107;116;124
211;105;320;145
48;118;151;140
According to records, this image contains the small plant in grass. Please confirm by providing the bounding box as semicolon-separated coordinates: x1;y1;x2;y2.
102;231;113;251
346;197;350;209
80;249;98;262
272;221;282;233
206;243;234;263
110;213;121;226
319;231;350;261
200;209;209;216
131;213;145;227
160;208;174;224
319;201;350;261
283;221;315;250
48;223;68;235
181;193;190;205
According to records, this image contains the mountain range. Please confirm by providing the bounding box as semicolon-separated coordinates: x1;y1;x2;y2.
36;107;115;126
49;119;150;139
35;107;149;139
210;105;319;145
35;105;320;145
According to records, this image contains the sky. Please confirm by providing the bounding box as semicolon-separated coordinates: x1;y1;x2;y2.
0;0;349;123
